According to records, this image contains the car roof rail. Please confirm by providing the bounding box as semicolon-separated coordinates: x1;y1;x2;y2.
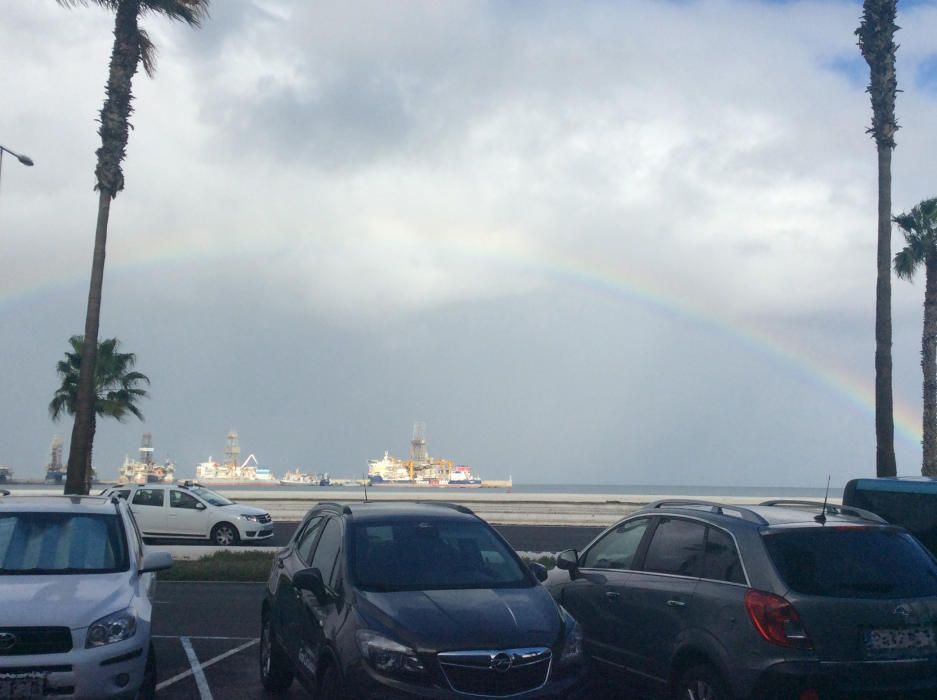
433;502;476;515
759;499;887;523
316;501;351;515
646;499;769;525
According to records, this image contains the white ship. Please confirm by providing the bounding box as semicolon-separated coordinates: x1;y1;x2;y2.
194;432;277;485
118;433;175;485
280;469;331;486
367;424;484;486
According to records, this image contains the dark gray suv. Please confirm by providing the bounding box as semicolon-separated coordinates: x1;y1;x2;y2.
547;499;937;700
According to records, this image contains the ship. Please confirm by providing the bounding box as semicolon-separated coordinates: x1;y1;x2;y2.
280;469;331;487
367;423;493;487
0;465;11;484
45;436;65;484
117;433;176;485
194;432;278;486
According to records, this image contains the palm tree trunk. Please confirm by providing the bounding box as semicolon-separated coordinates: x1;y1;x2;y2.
64;0;141;495
65;191;110;495
923;260;937;475
875;144;897;477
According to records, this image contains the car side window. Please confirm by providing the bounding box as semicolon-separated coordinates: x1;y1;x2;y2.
642;518;706;578
702;526;745;584
132;489;165;507
114;489;131;500
581;518;651;570
295;516;324;564
310;518;342;588
170;491;201;509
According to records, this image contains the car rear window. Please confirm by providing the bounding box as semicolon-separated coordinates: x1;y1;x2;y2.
0;512;129;574
763;527;937;599
351;520;530;591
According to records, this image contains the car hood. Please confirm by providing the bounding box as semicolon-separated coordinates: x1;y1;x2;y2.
0;572;135;629
357;585;561;651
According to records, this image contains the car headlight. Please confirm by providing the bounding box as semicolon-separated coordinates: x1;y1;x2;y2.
239;514;260;522
558;609;583;666
356;630;425;676
86;608;137;648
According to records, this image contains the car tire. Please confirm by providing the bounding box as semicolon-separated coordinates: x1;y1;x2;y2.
211;522;240;546
317;661;344;700
135;642;157;700
674;663;732;700
259;612;293;692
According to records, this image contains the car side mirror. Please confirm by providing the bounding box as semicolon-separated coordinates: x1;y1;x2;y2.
556;549;579;577
294;567;329;602
528;561;549;583
140;550;173;573
195;502;207;510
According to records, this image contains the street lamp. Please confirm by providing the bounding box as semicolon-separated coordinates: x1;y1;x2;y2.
0;144;34;200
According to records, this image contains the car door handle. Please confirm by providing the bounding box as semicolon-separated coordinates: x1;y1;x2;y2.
605;591;621;601
666;599;686;607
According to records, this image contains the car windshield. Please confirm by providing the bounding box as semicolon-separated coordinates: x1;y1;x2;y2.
352;520;530;591
0;512;129;574
763;527;937;599
187;486;232;506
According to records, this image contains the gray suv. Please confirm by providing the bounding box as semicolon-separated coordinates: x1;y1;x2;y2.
546;499;937;700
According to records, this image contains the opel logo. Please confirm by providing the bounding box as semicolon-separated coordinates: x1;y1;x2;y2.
0;633;16;651
490;652;513;673
894;603;914;621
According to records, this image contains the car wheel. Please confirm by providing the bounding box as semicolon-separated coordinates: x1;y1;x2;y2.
135;642;156;700
675;664;732;700
259;612;293;691
317;661;344;700
211;522;240;546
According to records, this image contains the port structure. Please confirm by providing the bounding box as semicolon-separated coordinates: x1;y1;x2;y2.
410;422;428;462
140;433;155;467
224;431;241;470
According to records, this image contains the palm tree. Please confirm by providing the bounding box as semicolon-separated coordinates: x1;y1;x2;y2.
857;1;900;477
55;0;209;495
894;198;937;476
51;336;150;493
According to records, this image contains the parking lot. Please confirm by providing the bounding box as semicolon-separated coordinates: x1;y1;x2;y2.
151;581;642;699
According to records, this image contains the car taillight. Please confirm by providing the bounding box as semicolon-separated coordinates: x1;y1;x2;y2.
744;589;812;649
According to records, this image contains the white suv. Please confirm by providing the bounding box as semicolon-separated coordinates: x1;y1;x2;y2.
0;493;172;698
103;482;274;546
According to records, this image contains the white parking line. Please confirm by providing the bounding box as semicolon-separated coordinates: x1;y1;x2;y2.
155;637;258;692
181;637;213;699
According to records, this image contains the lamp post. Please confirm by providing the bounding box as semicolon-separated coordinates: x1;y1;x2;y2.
0;144;34;200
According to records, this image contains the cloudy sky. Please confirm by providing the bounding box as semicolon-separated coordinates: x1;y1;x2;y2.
2;0;937;487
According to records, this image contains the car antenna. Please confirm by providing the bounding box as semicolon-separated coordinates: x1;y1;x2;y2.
815;475;831;524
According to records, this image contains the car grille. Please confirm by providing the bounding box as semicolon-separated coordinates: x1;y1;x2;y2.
256;514;272;524
438;647;551;697
0;628;72;656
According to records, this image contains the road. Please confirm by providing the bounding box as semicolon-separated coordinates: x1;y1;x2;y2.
147;522;607;553
152;581;648;699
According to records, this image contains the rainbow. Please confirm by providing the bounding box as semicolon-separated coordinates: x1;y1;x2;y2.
0;234;923;451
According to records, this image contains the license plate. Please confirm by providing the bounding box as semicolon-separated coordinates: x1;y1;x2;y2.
0;673;46;700
863;626;937;659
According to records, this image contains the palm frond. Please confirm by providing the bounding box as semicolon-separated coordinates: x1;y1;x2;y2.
141;0;210;27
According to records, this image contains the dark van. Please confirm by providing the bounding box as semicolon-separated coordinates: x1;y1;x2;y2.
843;477;937;556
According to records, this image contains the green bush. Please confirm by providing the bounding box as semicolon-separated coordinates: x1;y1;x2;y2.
158;550;275;582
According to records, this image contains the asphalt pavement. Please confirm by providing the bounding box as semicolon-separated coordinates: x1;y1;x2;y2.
152;581;646;699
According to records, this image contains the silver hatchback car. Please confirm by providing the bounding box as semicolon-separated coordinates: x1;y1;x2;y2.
547;499;937;700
